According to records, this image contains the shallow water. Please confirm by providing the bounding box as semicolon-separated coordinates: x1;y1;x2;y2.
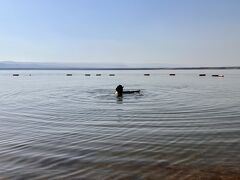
0;70;240;179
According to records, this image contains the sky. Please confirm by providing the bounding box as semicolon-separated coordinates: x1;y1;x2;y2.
0;0;239;67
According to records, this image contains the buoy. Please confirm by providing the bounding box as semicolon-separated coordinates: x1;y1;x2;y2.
212;74;224;77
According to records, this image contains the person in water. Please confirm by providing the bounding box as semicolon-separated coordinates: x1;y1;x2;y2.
115;85;140;97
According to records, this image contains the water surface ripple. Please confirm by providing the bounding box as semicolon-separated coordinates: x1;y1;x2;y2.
0;70;239;179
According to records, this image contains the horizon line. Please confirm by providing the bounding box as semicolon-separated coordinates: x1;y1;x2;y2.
0;66;240;70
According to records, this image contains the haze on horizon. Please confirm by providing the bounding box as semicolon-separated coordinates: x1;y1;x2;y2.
0;0;239;67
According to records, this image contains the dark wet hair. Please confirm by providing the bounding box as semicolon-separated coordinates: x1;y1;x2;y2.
116;85;123;96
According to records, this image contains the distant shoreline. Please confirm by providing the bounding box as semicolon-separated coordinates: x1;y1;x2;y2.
0;67;239;70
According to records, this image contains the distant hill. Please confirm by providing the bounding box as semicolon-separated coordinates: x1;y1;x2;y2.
0;61;128;69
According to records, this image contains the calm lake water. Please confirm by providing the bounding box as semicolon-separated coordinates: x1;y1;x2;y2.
0;70;240;179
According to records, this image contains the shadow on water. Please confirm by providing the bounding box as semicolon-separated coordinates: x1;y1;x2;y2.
116;96;123;104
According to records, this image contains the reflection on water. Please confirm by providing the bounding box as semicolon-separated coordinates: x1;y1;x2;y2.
0;70;240;179
116;97;123;104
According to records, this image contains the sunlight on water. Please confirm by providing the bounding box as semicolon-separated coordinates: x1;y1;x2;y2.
0;70;239;179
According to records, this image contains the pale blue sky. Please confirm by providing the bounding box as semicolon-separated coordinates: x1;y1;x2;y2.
0;0;239;66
